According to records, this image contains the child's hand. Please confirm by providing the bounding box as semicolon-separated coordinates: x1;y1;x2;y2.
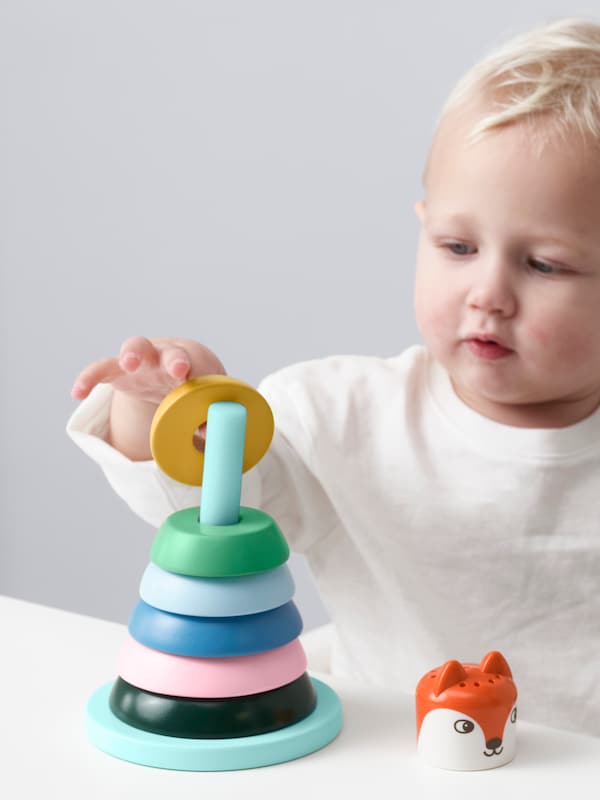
70;336;226;404
70;337;227;459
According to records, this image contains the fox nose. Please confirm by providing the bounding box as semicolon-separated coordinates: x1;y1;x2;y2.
486;737;502;750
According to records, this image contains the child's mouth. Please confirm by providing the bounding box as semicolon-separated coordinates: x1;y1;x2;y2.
466;338;514;360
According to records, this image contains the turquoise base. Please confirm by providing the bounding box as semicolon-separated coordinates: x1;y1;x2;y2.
86;677;342;771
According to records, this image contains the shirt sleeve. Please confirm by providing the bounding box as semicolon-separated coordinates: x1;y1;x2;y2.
249;369;341;556
65;373;339;556
65;383;201;527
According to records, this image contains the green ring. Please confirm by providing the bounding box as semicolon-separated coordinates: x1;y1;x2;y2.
150;507;290;577
109;673;317;739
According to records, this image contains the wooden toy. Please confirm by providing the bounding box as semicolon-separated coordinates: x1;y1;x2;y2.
85;376;343;770
416;651;518;770
149;376;274;489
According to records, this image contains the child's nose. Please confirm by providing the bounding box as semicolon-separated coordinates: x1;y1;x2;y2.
466;268;516;317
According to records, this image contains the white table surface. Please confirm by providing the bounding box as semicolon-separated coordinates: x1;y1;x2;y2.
2;594;599;799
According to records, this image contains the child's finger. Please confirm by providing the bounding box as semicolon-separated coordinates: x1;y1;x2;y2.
160;346;192;381
70;358;124;399
118;336;159;373
192;422;208;452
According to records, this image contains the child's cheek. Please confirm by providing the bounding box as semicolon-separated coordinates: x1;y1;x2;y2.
525;322;551;348
414;276;448;340
526;318;595;361
414;293;441;341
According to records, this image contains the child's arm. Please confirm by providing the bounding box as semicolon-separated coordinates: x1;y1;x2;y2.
68;337;340;559
70;335;226;461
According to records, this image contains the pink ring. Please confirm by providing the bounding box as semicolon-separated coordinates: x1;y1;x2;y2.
117;635;307;698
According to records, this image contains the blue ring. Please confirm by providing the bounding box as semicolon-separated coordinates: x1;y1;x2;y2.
128;599;303;657
139;562;295;617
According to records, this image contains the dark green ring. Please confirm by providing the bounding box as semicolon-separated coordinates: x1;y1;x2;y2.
109;673;318;739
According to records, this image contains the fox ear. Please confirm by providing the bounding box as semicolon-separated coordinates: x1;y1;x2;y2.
433;659;468;696
479;650;513;678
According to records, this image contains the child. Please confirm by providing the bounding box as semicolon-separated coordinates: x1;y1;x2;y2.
68;17;600;737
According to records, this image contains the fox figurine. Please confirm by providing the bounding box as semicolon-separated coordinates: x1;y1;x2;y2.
415;651;518;771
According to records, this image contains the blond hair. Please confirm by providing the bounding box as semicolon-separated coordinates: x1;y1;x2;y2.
431;17;600;163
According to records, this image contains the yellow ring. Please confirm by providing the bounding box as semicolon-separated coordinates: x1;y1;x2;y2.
150;376;274;486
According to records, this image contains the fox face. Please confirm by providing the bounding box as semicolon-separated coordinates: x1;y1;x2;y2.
416;651;518;771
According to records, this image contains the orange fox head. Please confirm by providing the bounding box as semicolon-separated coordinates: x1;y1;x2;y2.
416;651;518;770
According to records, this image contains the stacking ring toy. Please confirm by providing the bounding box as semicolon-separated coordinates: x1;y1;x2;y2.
139;562;296;617
128;599;303;657
109;673;317;739
86;374;344;772
150;506;289;577
150;375;274;486
118;636;307;698
87;677;342;771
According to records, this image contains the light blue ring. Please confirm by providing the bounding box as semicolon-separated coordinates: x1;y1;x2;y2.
139;562;296;617
128;599;303;657
86;678;342;771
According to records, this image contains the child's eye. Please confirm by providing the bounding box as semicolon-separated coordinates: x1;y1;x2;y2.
443;242;476;256
529;259;561;275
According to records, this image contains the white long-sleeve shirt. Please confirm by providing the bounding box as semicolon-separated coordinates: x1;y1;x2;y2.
67;345;600;737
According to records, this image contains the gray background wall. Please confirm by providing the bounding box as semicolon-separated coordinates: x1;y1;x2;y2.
2;1;598;629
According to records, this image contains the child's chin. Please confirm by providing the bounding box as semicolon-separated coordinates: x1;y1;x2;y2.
451;369;525;404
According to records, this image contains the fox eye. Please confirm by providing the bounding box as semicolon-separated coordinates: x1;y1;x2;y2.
511;707;517;723
454;719;475;734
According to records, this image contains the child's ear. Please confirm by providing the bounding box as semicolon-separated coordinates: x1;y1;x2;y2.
414;200;425;222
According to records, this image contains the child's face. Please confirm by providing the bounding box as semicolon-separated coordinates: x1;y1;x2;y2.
414;107;600;427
